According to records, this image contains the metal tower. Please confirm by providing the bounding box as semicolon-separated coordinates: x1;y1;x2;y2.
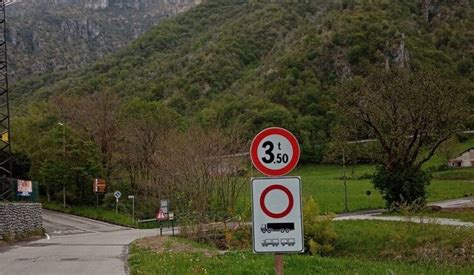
0;0;12;201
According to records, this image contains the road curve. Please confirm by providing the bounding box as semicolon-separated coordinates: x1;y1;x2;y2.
0;210;166;275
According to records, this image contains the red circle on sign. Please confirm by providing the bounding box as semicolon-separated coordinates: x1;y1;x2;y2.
259;184;294;219
250;127;300;176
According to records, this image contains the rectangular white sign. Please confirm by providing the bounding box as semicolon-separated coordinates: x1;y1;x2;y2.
17;180;32;193
251;176;304;253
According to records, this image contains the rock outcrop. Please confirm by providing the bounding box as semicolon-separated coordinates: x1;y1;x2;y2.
6;0;199;81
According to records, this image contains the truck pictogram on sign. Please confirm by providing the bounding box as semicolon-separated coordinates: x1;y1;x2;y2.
260;223;295;233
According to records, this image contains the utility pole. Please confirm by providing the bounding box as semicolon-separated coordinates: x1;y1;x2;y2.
0;0;12;201
58;122;66;208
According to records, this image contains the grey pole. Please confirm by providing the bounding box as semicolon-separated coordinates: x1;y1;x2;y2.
132;197;135;223
128;195;135;224
59;123;66;208
343;147;348;212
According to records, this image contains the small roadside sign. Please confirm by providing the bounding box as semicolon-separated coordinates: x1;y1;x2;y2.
128;195;135;199
251;176;304;253
114;191;121;215
250;127;300;177
17;180;33;197
156;209;167;221
1;131;8;142
93;178;106;193
114;191;121;200
160;199;169;214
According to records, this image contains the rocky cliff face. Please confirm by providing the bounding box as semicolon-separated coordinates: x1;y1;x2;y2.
6;0;199;81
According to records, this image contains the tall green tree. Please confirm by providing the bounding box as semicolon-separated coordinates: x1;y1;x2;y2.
13;101;99;203
336;68;470;207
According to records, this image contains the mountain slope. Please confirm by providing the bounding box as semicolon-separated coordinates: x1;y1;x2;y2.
7;0;198;81
13;1;474;161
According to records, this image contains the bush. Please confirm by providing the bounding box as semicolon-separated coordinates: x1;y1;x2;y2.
224;224;252;250
303;196;337;255
1;228;44;242
179;220;252;251
432;169;474;180
357;173;374;180
373;166;431;208
2;232;14;241
102;192;117;209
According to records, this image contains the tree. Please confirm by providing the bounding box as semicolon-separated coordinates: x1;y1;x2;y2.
151;126;247;222
336;68;470;207
118;98;183;189
53;89;121;186
12;101;99;203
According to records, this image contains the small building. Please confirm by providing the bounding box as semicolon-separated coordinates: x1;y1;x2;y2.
448;148;474;167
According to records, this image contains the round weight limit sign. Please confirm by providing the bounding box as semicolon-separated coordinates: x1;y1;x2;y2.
260;184;294;219
250;127;300;176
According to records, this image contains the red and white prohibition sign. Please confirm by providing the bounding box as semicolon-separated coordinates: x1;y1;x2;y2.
250;127;300;176
259;184;293;219
251;176;304;253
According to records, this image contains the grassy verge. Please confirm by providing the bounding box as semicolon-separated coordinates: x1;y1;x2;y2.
432;168;474;180
129;248;473;274
419;211;474;223
382;210;474;223
332;220;474;264
0;228;45;246
42;201;138;228
129;220;474;274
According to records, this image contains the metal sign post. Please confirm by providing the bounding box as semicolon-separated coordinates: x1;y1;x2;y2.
114;191;121;216
128;195;135;223
250;127;303;274
275;253;283;275
93;179;106;208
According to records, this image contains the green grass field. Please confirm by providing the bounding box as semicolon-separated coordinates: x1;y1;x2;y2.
332;220;474;263
129;220;474;274
129;249;472;274
241;164;474;214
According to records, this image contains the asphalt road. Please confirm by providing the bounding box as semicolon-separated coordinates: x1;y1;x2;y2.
0;210;166;275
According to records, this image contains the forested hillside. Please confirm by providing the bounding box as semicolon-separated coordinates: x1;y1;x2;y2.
13;0;474;163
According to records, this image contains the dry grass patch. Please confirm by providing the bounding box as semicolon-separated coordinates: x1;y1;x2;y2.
134;236;218;257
